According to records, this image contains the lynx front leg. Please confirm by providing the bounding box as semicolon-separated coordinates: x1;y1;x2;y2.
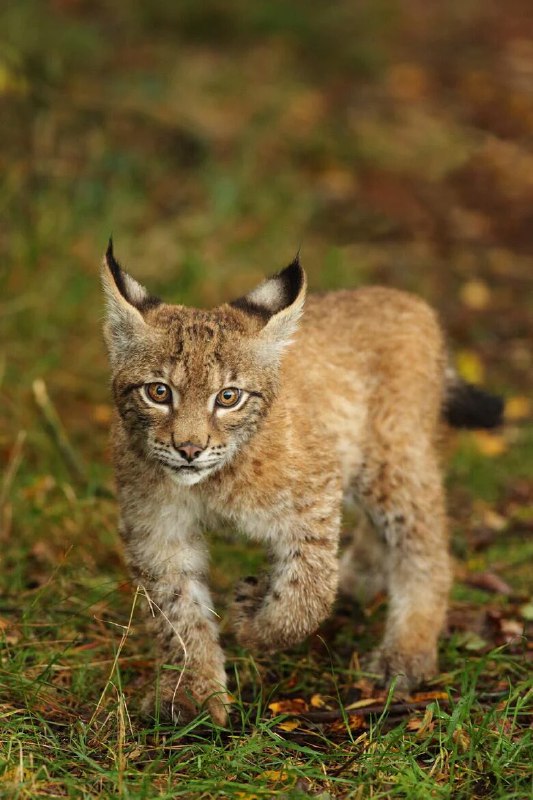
358;449;451;690
121;512;229;726
231;497;341;652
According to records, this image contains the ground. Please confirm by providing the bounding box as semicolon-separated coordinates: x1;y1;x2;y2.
0;1;532;798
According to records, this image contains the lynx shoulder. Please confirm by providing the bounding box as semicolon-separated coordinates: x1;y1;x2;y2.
102;240;503;725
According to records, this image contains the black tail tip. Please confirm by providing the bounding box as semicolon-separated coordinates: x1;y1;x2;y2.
444;382;505;430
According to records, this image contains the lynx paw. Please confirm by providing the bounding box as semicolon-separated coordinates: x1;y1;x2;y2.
233;574;269;613
141;675;229;727
230;574;270;650
366;646;437;693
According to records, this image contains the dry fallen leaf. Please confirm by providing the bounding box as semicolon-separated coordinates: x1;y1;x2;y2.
0;618;20;645
505;396;531;421
406;707;435;736
345;697;386;711
498;618;524;642
351;677;376;698
473;431;507;457
410;691;449;703
327;714;366;733
310;693;327;708
456;350;485;384
268;698;308;715
482;509;507;532
260;771;290;783
277;719;300;732
453;726;471;753
460;279;491;310
465;571;513;595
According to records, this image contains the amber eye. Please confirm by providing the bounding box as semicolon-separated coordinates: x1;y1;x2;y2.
145;382;172;404
215;387;242;408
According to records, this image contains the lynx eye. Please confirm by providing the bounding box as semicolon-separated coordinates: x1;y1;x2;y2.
215;387;242;408
145;382;172;404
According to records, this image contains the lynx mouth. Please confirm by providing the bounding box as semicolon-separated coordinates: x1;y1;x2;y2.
153;453;223;483
160;460;215;474
169;464;206;472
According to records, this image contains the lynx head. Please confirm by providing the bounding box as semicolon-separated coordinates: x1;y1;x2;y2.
102;241;306;485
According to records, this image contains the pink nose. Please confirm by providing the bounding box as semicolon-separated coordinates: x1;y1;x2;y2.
175;441;204;463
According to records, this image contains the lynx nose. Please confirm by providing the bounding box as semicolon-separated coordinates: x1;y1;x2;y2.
175;441;204;463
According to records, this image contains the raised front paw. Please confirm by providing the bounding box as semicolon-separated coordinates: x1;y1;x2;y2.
233;574;270;612
141;671;230;727
366;645;438;693
230;575;329;653
230;574;270;649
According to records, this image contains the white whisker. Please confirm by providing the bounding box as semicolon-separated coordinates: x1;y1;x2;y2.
138;584;189;722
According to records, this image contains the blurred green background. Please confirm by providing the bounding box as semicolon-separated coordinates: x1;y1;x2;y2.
2;0;531;540
0;2;532;796
2;0;533;418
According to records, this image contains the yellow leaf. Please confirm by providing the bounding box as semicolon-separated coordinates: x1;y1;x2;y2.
410;691;449;703
407;707;435;736
310;693;327;708
459;279;491;310
473;431;507;457
277;719;300;732
505;396;530;421
329;714;366;733
456;350;485;384
482;509;507;532
260;771;290;783
345;697;381;711
268;698;308;715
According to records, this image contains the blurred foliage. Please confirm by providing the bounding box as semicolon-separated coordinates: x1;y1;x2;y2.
0;1;532;797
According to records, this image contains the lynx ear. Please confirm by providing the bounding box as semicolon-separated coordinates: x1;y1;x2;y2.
101;239;160;362
231;256;307;361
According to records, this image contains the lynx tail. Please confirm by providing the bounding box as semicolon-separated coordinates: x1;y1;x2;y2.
443;375;504;430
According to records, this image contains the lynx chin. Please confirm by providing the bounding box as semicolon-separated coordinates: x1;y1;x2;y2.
102;240;503;726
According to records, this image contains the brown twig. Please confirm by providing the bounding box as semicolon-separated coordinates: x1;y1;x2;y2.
289;690;509;723
0;430;27;537
0;430;26;505
32;379;87;486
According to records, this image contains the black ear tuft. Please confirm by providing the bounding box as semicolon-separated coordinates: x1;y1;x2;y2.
105;236;129;304
102;240;161;312
230;254;306;320
276;254;304;307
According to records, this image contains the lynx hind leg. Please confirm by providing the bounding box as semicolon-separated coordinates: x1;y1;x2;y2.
339;512;387;605
356;445;452;691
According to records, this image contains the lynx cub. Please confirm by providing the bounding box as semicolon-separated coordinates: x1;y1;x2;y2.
102;241;503;725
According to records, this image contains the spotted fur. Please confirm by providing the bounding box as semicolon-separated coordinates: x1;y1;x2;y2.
102;242;501;725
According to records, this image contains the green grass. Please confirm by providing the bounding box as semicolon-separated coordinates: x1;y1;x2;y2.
1;1;532;797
